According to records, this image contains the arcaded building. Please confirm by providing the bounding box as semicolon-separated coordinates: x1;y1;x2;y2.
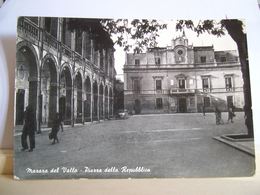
16;17;115;131
124;34;244;114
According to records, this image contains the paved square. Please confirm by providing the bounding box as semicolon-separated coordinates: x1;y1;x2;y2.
14;112;255;179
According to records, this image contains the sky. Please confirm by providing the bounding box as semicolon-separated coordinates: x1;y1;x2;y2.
113;20;238;81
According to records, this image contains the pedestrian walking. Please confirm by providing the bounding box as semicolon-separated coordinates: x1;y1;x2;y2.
202;105;206;117
227;103;235;123
59;112;64;132
49;113;62;144
215;106;223;125
21;106;36;152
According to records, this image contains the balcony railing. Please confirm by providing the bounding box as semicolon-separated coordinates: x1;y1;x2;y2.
74;51;82;61
43;32;58;49
170;88;195;94
202;88;211;93
197;87;243;94
124;61;240;70
125;89;169;95
124;64;195;69
125;87;243;96
18;18;39;40
62;44;72;58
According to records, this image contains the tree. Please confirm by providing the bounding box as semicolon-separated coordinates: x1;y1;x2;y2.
101;19;167;53
175;20;253;138
68;18;167;53
113;79;124;112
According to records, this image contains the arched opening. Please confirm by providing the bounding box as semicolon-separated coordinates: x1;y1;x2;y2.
93;80;98;121
74;72;83;123
16;45;38;126
41;57;57;127
99;83;104;119
84;76;91;122
105;86;108;119
60;66;72;125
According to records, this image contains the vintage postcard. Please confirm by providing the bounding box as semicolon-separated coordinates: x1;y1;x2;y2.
14;17;255;179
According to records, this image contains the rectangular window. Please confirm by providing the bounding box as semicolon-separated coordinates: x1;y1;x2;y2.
179;79;185;89
62;19;71;48
156;80;162;90
204;97;210;107
133;79;140;93
190;97;195;107
156;98;163;109
225;77;232;91
94;50;99;65
99;50;104;70
155;57;161;65
202;78;209;90
200;56;206;63
220;56;227;62
227;96;233;107
75;29;82;55
45;18;58;38
45;18;52;33
135;59;140;65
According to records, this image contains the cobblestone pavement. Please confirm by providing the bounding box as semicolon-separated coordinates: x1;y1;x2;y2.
14;112;255;179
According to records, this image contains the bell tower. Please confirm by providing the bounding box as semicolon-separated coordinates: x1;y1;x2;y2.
172;32;189;63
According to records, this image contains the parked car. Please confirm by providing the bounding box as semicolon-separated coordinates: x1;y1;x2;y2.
116;109;129;119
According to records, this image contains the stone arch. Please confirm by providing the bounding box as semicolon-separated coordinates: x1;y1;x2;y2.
109;86;113;117
41;53;58;74
74;71;83;123
60;63;73;79
84;75;92;122
40;54;58;127
99;82;104;119
105;85;109;119
59;65;72;125
93;80;98;121
74;67;84;80
16;41;40;74
15;41;39;125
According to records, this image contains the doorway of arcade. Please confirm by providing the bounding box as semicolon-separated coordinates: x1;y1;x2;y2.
178;97;187;113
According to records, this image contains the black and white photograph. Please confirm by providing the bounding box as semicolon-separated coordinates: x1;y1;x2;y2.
14;17;255;179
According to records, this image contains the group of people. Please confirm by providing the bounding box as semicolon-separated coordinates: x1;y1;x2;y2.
20;103;236;151
215;104;236;125
202;103;236;125
20;106;63;152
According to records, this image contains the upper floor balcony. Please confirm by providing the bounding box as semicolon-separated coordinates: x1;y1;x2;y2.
169;88;196;94
124;64;195;70
124;61;240;71
197;87;243;94
124;86;243;96
17;17;114;80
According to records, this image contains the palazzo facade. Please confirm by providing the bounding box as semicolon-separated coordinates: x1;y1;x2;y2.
15;17;115;131
124;34;244;114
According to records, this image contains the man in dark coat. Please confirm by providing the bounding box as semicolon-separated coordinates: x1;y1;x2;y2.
215;106;223;125
202;104;206;117
21;106;36;152
227;103;235;123
59;112;64;132
49;113;61;144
